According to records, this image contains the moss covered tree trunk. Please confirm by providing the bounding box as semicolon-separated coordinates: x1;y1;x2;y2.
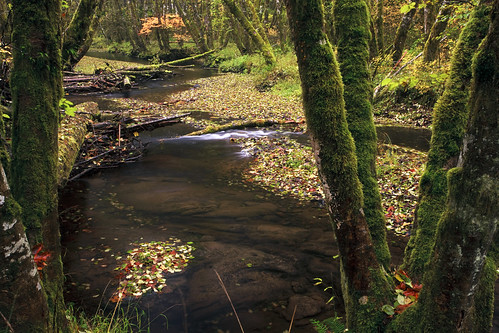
286;0;392;330
422;1;454;63
10;0;66;330
222;0;276;65
390;2;498;331
403;1;492;281
334;0;390;268
62;0;103;70
392;0;420;63
0;163;49;332
415;3;498;329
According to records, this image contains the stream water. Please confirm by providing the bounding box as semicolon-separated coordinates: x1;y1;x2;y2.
60;57;497;332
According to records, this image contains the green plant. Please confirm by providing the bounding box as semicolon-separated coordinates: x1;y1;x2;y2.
311;317;346;333
59;98;77;117
66;303;151;333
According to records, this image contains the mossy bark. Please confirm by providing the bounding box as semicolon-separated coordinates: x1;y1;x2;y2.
0;163;49;332
422;1;454;63
222;0;276;65
62;0;103;70
58;102;99;187
334;0;390;268
285;1;392;331
10;0;66;330
0;106;9;179
403;1;492;281
392;2;499;330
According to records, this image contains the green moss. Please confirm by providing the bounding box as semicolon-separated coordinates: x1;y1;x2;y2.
334;0;390;268
62;0;98;68
11;0;62;237
460;256;496;332
403;2;492;280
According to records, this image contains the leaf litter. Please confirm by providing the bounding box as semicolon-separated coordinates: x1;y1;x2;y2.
111;238;195;302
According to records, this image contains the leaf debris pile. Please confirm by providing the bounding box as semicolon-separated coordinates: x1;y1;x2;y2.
234;136;324;202
169;74;306;130
111;238;194;302
234;135;425;235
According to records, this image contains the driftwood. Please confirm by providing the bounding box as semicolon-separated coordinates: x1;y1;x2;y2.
67;112;191;182
63;72;125;93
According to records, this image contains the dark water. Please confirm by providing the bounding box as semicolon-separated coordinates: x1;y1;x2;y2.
61;129;340;332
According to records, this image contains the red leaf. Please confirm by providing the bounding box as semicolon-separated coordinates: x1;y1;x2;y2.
395;303;411;314
32;244;51;271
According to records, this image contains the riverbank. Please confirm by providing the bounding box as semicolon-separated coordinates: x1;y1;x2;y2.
163;73;427;236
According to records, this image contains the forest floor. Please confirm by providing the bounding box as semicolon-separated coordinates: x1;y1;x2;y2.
106;73;427;236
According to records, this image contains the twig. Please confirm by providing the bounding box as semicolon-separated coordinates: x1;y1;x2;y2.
214;269;244;333
0;310;14;333
288;304;297;333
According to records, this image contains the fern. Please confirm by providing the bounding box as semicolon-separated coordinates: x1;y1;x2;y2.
311;317;346;333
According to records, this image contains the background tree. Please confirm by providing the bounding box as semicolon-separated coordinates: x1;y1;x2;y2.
422;0;454;62
10;0;66;330
223;0;276;64
62;0;104;69
391;0;420;63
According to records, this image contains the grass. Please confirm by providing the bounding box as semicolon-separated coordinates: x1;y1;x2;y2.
66;302;149;333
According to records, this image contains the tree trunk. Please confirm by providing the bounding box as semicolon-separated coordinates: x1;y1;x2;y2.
128;0;148;53
285;0;392;330
392;0;420;63
58;102;99;187
10;0;66;330
334;0;390;268
222;0;276;65
174;0;209;52
416;2;499;329
422;1;453;62
62;0;103;70
390;2;498;331
403;0;492;282
0;163;49;332
376;0;384;52
0;0;11;44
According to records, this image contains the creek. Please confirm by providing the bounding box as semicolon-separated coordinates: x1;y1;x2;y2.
60;56;497;332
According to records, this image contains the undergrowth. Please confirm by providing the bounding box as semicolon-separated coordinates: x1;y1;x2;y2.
66;302;155;333
311;316;347;333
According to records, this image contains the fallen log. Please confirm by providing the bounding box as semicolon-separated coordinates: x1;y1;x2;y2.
119;49;216;72
124;113;191;132
58;102;100;187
